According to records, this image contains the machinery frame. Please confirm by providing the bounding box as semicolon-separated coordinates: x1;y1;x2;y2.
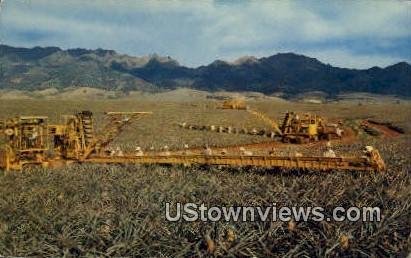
0;110;385;172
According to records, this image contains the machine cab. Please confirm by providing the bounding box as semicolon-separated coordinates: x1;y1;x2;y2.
1;116;49;170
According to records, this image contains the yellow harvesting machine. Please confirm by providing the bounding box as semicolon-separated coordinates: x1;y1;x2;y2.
280;111;344;143
0;110;385;172
0;111;152;170
0;116;49;170
219;99;249;110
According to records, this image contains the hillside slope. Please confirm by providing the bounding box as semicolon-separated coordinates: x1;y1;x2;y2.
1;45;410;97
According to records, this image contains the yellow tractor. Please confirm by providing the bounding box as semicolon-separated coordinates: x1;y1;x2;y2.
280;111;343;143
219;99;249;110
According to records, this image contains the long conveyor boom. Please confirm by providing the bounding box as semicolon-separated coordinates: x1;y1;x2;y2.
85;152;385;172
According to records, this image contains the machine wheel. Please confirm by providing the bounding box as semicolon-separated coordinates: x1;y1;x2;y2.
4;128;14;136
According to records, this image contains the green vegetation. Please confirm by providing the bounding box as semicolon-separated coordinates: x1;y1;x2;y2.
0;99;410;256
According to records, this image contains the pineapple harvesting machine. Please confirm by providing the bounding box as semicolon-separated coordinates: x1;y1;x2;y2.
0;110;386;172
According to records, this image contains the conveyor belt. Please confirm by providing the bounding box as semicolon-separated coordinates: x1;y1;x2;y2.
85;153;384;172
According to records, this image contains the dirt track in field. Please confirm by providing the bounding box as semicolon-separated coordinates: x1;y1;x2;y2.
362;120;402;138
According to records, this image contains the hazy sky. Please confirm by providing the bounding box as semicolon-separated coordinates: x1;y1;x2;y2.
0;0;410;68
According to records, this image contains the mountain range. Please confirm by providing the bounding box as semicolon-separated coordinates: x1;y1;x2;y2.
0;44;410;98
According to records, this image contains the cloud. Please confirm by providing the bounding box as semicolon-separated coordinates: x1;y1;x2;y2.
0;0;410;68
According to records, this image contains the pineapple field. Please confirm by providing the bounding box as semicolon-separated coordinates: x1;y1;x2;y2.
0;98;410;257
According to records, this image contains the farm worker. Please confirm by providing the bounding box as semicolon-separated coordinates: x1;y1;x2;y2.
163;145;171;156
323;149;336;157
28;128;38;147
294;152;303;157
318;118;323;126
29;129;38;140
183;144;191;155
323;142;336;157
135;146;144;156
336;128;343;137
239;147;252;156
116;146;124;157
203;145;212;155
95;143;101;154
269;148;276;156
362;146;374;161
